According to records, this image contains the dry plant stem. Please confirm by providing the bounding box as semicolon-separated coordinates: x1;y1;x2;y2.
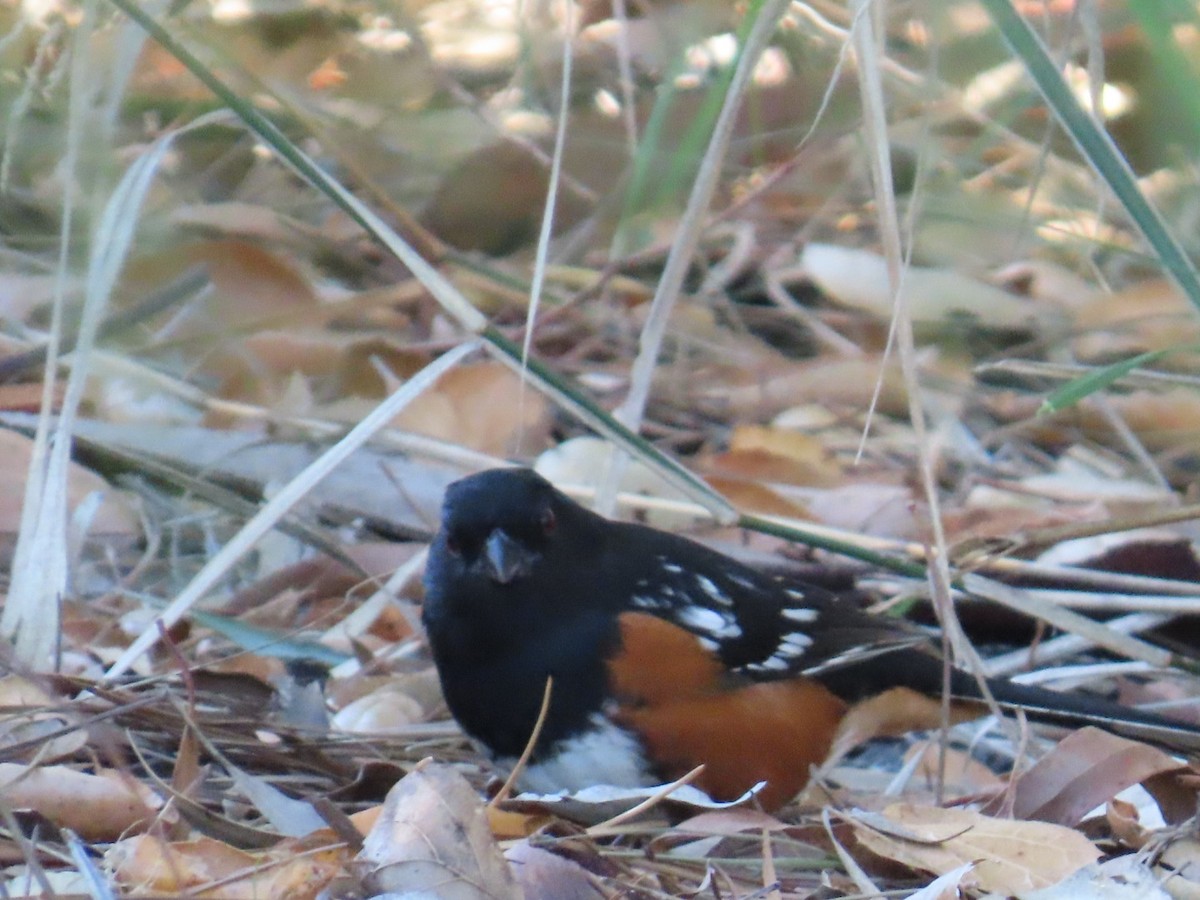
103;341;481;680
990;502;1200;551
490;676;553;807
124;727;280;849
0;265;209;381
3;1;95;668
193;842;351;895
610;0;640;155
1009;660;1156;688
963;574;1178;669
1087;393;1171;491
983;612;1170;677
63;829;112;899
1015;591;1200;614
584;764;707;834
851;3;988;746
983;559;1200;598
601;0;791;513
72;350;504;473
822;809;883;897
521;0;574;372
0;806;56;895
329;547;428;643
760;828;782;900
978;358;1200;391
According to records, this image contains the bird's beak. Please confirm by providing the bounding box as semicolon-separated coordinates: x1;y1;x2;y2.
483;529;534;584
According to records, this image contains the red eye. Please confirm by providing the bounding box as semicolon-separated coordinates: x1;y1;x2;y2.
540;507;557;536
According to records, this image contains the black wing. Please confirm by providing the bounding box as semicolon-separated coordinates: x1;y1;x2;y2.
611;525;928;680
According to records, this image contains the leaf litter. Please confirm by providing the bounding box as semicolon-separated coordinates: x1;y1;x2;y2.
1;0;1200;897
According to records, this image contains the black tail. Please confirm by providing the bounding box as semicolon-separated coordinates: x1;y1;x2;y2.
969;667;1200;753
823;647;1200;753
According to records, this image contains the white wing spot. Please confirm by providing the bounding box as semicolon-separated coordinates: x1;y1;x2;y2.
776;631;812;657
784;588;807;601
697;636;720;652
659;558;684;575
693;574;733;607
746;656;790;673
676;605;742;639
632;595;670;610
781;607;818;623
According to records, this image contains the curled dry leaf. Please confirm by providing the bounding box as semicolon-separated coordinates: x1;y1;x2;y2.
0;675;87;763
1106;798;1152;851
0;764;164;841
357;762;521;900
331;683;428;733
798;242;1048;331
108;831;349;900
981;727;1186;827
849;803;1100;895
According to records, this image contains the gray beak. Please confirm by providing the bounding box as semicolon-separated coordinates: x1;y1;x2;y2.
484;529;534;584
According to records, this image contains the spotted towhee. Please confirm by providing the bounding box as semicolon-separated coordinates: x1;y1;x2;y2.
422;467;1200;809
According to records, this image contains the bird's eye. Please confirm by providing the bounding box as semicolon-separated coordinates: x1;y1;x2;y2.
540;506;557;536
444;533;462;556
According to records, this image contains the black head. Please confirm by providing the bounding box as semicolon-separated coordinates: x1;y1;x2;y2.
429;467;593;588
422;468;619;755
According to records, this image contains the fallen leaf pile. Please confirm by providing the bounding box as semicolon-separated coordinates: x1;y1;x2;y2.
1;0;1200;897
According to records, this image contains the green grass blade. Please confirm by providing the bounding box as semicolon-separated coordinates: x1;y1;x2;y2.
981;0;1200;314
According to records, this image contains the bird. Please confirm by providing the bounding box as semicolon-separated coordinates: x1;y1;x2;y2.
421;467;1200;809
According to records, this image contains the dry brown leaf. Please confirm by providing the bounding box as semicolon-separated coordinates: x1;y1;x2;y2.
0;429;139;548
850;802;1100;895
1012;388;1200;455
0;676;87;763
710;425;844;487
981;727;1186;826
716;355;909;419
504;842;605;900
1072;278;1200;367
358;762;522;899
804;482;918;538
108;831;349;899
0;383;60;414
394;360;550;456
905;741;1006;795
799;243;1049;330
183;240;319;328
171;202;310;244
705;474;809;518
487;806;553;840
0;764;163;841
672;808;788;836
422;140;590;255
